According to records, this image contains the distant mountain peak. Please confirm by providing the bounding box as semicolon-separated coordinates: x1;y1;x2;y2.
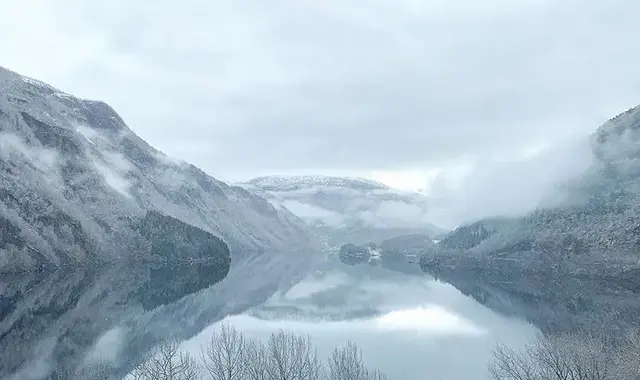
238;174;446;246
243;175;391;191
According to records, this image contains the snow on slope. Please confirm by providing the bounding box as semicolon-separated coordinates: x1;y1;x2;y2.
238;175;446;246
0;66;321;271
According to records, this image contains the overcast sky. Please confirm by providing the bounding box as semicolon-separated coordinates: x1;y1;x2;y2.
2;0;640;221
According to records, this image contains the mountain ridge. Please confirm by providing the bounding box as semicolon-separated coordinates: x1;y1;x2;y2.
419;103;640;333
238;174;446;247
243;175;391;191
0;66;321;272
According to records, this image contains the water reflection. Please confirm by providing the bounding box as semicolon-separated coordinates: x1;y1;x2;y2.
182;266;538;380
0;247;318;380
0;262;228;379
2;253;537;380
374;305;484;334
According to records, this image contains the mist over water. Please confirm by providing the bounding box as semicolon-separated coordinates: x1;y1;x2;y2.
182;266;538;380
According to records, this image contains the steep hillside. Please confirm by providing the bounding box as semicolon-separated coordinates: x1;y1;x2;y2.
238;175;445;246
0;66;319;272
420;105;640;332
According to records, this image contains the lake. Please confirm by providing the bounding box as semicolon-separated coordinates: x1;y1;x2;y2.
181;262;538;380
0;253;537;380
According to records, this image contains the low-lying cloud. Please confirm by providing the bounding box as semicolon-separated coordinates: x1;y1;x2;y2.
424;134;595;227
1;0;639;183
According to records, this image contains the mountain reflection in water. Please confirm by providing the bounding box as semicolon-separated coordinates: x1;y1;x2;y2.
1;254;537;380
0;261;227;379
0;249;315;380
181;265;538;380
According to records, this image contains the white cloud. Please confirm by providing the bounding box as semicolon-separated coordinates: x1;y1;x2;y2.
2;0;638;179
280;200;346;227
422;135;595;227
84;327;125;364
0;132;61;183
1;0;638;226
91;152;134;198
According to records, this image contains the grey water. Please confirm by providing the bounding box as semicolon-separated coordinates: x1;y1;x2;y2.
183;263;538;380
0;254;537;380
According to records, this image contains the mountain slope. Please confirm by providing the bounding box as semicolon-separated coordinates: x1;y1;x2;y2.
238;175;446;246
0;66;320;272
419;105;640;332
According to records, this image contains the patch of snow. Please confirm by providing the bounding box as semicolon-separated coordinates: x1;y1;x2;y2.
53;92;75;100
21;76;57;92
247;175;389;190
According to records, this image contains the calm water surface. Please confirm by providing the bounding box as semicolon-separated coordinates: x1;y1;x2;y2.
182;266;538;380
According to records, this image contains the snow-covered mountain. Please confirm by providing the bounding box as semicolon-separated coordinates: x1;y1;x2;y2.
238;175;446;246
0;66;320;272
420;104;640;333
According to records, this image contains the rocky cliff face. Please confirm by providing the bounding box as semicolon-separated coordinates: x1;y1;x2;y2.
420;105;640;333
0;67;320;272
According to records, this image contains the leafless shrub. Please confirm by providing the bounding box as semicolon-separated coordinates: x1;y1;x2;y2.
488;330;640;380
130;340;199;380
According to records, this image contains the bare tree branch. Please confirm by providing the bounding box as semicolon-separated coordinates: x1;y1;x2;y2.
200;323;247;380
327;341;369;380
243;338;270;380
130;340;199;380
265;329;325;380
488;330;640;380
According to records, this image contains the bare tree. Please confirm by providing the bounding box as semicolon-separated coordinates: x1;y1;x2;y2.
200;323;247;380
73;360;116;380
327;341;369;380
328;341;389;380
50;359;116;380
265;329;325;380
129;340;199;380
243;338;270;380
616;329;640;380
125;326;393;380
488;331;640;380
365;369;388;380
